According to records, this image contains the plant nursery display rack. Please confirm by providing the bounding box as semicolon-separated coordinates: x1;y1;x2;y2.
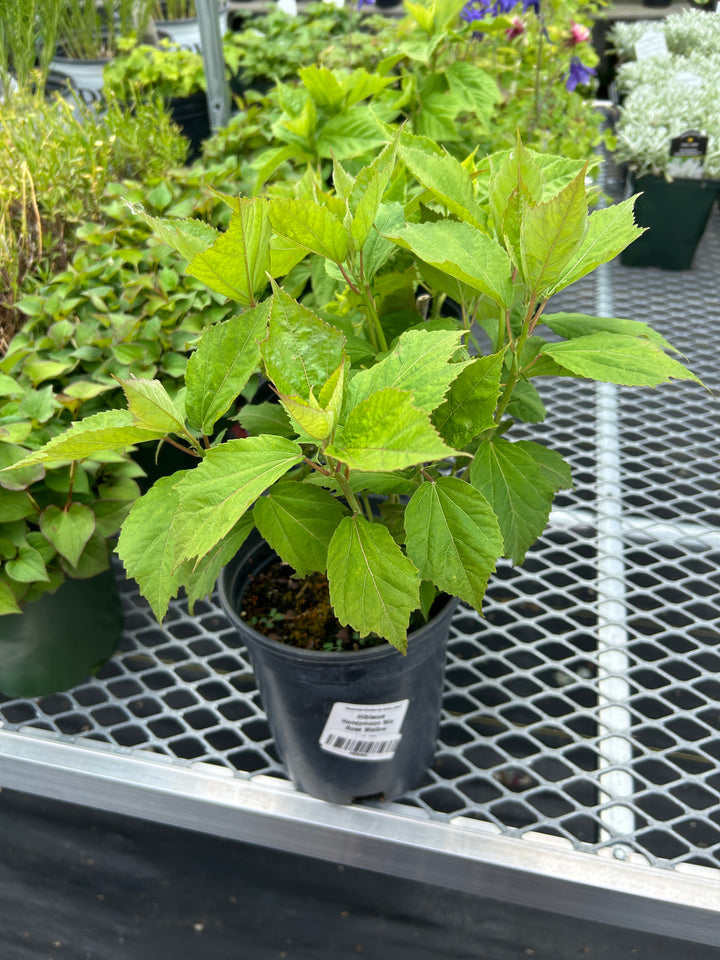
1;196;720;948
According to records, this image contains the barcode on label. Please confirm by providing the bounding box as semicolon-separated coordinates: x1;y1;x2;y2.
321;733;401;759
319;699;409;762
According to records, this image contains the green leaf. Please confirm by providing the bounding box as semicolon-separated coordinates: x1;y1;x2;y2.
470;437;556;564
173;436;303;563
548;197;644;296
0;487;36;521
18;385;57;423
361;202;405;282
39;503;96;569
185;300;270;435
90;499;134;537
279;394;335;443
116;472;193;622
0;443;45;490
254;483;349;578
0;577;22;615
18;410;167;464
262;287;346;401
268;197;348;263
520;167;588;295
514;441;573;493
405;477;503;609
432;353;503;448
304;470;418;496
187;199;272;305
388;220;514;309
23;358;76;385
445;61;499;121
415;90;463;141
540;312;677;353
347;329;468;415
349;142;397;249
506;380;546;424
328;388;458;472
237;402;294;438
181;514;256;614
130;207;218;262
6;544;49;584
327;514;420;652
121;378;186;435
317;105;391;161
398;134;484;228
541;334;700;387
62;529;110;579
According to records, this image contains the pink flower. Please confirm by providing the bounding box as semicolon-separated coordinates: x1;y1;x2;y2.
506;16;526;39
567;20;590;46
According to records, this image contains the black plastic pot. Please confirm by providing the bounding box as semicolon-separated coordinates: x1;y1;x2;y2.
167;91;211;160
621;173;720;270
219;533;458;804
0;569;123;698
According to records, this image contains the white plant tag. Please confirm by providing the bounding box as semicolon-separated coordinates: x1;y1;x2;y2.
674;70;703;92
277;0;298;15
634;31;669;60
319;699;410;761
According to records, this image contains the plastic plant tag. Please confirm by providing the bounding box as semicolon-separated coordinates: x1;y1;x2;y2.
319;699;410;761
634;31;669;60
277;0;298;14
674;71;703;92
667;129;708;180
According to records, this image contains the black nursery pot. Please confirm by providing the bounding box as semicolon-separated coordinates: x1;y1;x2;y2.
0;569;123;699
621;173;720;270
219;534;458;804
167;91;211;160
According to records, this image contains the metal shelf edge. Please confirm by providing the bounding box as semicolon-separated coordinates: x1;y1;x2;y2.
1;727;719;947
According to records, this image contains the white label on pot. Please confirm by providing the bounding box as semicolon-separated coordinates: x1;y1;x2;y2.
319;699;410;762
634;31;668;61
277;0;298;14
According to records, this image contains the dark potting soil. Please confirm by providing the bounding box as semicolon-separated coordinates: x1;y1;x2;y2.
240;559;386;653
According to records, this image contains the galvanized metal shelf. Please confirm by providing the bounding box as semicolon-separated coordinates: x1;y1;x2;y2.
2;206;720;946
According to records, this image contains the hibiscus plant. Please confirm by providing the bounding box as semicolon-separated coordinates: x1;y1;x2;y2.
18;136;698;651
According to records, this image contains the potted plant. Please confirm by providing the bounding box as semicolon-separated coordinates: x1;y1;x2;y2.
18;137;699;800
0;363;141;698
610;8;720;63
152;0;229;52
103;39;211;157
47;0;154;103
613;58;720;269
222;2;396;94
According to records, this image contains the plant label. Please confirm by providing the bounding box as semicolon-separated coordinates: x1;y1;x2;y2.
277;0;298;15
674;71;703;92
634;31;668;60
319;699;410;761
670;130;708;158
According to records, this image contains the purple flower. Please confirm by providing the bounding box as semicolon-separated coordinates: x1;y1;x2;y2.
357;0;375;8
565;55;596;92
461;0;517;21
522;0;540;13
461;0;490;22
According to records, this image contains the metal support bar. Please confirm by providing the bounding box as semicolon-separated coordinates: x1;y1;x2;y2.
197;0;229;130
1;728;719;946
595;263;635;850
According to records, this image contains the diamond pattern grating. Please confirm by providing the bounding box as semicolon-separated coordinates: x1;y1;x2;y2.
1;206;719;873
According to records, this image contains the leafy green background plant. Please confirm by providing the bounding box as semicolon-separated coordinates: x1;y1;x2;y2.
103;40;207;100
